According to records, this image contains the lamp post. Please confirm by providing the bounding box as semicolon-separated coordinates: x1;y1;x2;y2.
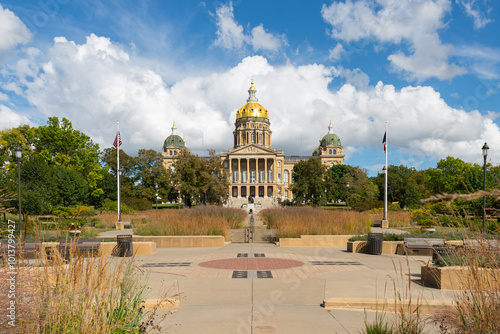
155;183;158;210
14;145;22;241
178;189;181;209
482;142;489;233
346;182;350;209
324;188;327;207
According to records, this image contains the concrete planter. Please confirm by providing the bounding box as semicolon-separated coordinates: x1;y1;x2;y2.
421;265;500;290
347;240;403;254
279;235;354;247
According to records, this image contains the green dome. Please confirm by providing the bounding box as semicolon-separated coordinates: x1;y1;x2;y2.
312;147;321;156
164;135;185;148
321;133;342;147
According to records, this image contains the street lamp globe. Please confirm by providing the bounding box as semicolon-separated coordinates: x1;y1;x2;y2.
15;145;22;159
482;142;489;158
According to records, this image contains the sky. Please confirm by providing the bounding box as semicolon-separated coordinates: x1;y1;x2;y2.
1;0;499;176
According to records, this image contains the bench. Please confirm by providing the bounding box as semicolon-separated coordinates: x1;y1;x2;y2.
403;238;446;256
463;239;500;251
48;238;102;261
0;242;42;260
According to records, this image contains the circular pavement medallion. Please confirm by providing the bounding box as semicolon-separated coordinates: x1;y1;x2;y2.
198;258;304;270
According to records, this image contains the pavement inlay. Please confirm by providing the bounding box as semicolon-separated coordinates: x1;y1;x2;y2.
140;252;370;279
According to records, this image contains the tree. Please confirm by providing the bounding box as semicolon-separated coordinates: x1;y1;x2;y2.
425;156;483;194
134;149;173;202
326;165;377;206
52;166;88;207
20;157;59;215
373;165;421;208
172;150;228;207
290;158;327;206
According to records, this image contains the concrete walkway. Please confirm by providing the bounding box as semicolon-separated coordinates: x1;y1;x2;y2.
129;243;454;334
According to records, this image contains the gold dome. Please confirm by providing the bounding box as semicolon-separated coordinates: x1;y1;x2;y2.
236;81;269;121
236;102;269;120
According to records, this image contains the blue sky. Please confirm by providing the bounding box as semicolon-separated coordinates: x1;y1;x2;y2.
1;0;499;176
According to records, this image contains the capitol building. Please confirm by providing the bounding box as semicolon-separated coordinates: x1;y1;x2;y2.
162;82;345;204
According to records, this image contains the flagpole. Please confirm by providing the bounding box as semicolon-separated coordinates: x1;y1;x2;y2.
117;121;121;222
383;119;388;222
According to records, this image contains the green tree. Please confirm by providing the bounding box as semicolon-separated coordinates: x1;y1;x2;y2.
290;158;327;206
134;149;173;203
172;150;228;207
20;157;59;215
52;166;88;207
425;156;483;194
373;165;422;208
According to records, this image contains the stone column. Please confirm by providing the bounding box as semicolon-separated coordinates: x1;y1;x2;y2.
246;158;250;183
264;157;267;183
229;158;232;184
237;158;241;183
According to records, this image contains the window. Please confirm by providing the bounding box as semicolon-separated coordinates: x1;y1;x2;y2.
259;133;262;144
242;171;247;182
243;136;246;145
285;190;288;198
169;150;173;155
277;161;281;168
268;169;273;182
329;149;332;154
243;124;246;129
251;133;255;143
233;171;238;183
224;161;228;168
259;124;262;128
278;188;281;196
333;149;336;154
250;170;256;183
284;170;289;183
251;124;254;129
259;170;264;183
232;187;238;197
278;173;281;182
173;150;177;155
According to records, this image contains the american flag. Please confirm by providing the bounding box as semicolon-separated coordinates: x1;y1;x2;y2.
113;131;122;148
382;131;386;154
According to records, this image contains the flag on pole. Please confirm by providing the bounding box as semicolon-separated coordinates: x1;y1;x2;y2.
113;131;122;148
382;131;386;154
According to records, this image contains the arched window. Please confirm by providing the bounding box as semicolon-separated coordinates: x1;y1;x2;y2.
333;149;336;154
278;173;281;182
251;133;255;143
329;149;332;154
243;136;246;145
284;170;289;183
259;133;262;144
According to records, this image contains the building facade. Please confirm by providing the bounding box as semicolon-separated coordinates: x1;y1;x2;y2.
162;82;345;203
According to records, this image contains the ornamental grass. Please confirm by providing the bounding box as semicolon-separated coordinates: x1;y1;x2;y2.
0;243;171;333
133;206;246;237
261;207;370;238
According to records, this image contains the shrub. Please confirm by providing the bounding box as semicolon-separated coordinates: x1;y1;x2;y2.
354;200;384;212
122;197;153;211
101;199;135;214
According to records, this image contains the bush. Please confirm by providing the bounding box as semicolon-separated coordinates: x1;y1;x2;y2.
122;197;153;211
353;200;384;212
101;199;135;214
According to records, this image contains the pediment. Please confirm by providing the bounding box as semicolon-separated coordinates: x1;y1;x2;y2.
230;145;275;155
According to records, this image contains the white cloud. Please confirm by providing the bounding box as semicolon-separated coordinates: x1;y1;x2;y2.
3;34;499;168
250;25;286;52
0;92;8;101
321;0;467;81
213;2;246;50
0;104;31;130
0;5;32;63
213;2;285;52
328;43;344;61
459;0;492;29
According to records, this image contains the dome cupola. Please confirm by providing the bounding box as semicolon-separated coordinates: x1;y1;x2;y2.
163;122;185;148
236;81;269;121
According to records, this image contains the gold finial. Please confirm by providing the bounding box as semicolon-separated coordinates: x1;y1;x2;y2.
329;120;332;127
172;121;176;128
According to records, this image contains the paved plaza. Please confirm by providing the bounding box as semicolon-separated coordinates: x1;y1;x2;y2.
131;242;456;334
